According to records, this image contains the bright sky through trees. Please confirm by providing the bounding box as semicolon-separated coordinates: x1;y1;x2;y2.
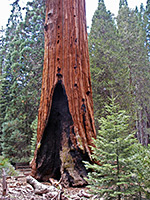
0;0;147;30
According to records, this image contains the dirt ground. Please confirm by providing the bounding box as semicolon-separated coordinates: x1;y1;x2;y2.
0;174;98;200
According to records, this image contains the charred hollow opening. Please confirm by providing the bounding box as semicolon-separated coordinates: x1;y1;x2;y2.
36;81;73;181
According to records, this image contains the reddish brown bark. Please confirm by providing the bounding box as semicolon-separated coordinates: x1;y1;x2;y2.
31;0;96;187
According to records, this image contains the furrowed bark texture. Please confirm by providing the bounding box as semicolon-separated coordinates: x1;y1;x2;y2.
31;0;96;187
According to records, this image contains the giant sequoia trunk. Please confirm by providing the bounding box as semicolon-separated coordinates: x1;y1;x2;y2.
31;0;96;187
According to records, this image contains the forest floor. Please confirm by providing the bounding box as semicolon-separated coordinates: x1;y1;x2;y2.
0;171;100;200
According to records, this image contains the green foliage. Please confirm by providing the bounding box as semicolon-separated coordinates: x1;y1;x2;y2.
89;0;150;146
0;0;45;162
132;144;150;199
145;0;150;55
1;119;30;163
89;0;118;128
89;0;133;130
0;156;17;177
119;0;128;9
117;2;150;145
84;98;141;199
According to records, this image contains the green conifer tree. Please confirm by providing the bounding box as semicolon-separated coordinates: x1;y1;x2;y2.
132;144;150;199
119;0;128;9
145;0;150;54
0;0;45;162
84;98;140;199
89;0;116;129
21;0;45;118
0;0;30;162
0;0;23;134
89;0;130;130
0;27;5;154
117;3;150;146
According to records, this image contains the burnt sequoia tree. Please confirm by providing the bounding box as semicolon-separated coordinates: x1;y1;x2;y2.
31;0;96;187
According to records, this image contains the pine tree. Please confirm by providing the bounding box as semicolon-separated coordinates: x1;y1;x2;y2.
18;0;45;161
119;0;128;9
89;0;130;130
84;98;140;199
21;0;45;115
0;0;45;162
0;0;23;134
117;2;150;146
145;0;150;55
0;0;30;162
0;27;5;154
132;144;150;199
89;0;115;129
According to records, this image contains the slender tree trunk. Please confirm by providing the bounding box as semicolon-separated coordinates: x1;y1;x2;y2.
31;0;96;187
116;144;121;200
136;107;149;146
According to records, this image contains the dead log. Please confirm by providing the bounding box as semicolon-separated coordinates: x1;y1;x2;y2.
31;0;96;187
78;190;93;198
26;175;59;195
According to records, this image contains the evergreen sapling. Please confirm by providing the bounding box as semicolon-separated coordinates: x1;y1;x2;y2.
84;98;139;199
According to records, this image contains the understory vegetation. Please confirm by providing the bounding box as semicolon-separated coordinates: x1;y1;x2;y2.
85;98;150;199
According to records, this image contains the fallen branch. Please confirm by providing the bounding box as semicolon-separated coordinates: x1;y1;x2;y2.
26;176;59;195
78;190;93;198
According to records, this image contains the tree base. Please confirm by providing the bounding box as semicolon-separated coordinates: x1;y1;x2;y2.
31;82;89;187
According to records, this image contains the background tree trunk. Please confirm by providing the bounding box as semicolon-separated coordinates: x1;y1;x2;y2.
31;0;96;187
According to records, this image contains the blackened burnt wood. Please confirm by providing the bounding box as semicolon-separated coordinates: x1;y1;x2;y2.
31;0;96;187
